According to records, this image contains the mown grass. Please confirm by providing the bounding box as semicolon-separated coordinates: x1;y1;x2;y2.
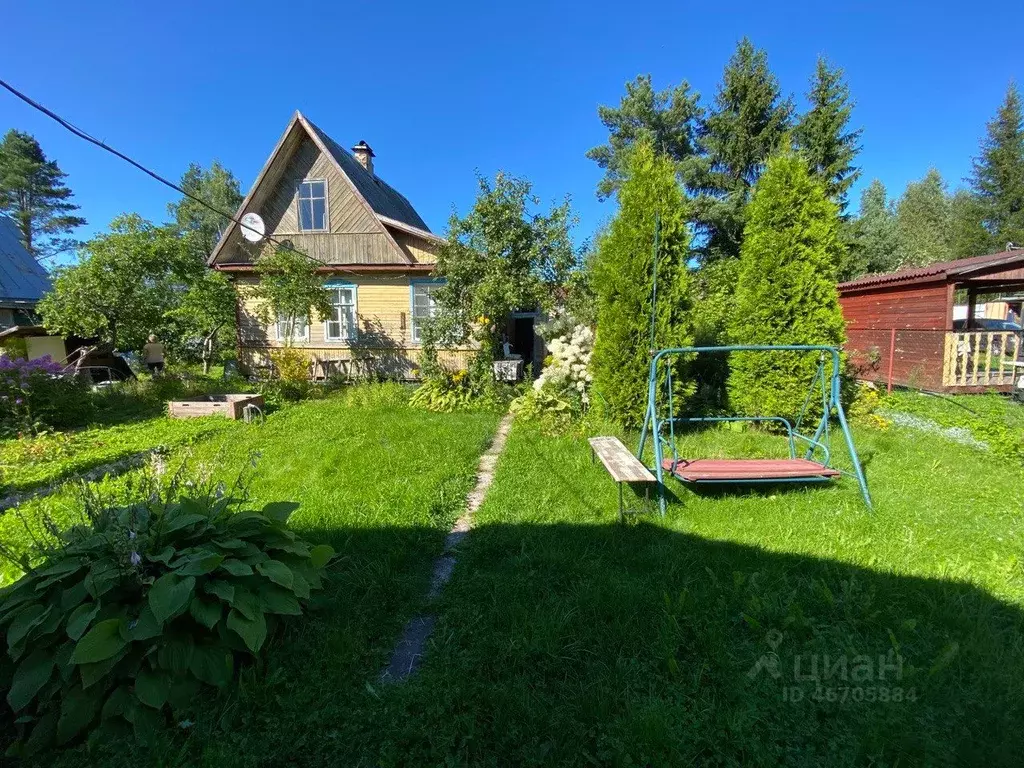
3;391;498;767
362;409;1024;766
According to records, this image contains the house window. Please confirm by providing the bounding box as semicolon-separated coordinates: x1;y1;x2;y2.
297;180;327;231
276;314;309;342
325;285;357;342
411;281;443;343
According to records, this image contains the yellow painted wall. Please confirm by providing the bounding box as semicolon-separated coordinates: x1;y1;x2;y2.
233;273;471;378
26;336;67;363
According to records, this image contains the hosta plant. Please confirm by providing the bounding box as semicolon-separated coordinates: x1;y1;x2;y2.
0;465;333;755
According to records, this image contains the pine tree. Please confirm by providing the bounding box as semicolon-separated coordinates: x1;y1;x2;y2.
586;75;703;200
727;152;846;422
969;82;1024;248
842;180;901;279
895;169;953;267
694;38;793;262
169;161;244;256
0;129;86;260
591;141;693;427
794;57;862;213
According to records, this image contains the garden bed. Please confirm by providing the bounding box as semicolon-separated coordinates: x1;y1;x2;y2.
166;393;264;420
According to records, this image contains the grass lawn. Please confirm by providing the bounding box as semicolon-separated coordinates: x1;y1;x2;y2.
8;389;1024;765
363;402;1024;766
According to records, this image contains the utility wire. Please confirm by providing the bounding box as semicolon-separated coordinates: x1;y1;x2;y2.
0;77;412;281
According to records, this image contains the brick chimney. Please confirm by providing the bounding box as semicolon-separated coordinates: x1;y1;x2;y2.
352;140;375;175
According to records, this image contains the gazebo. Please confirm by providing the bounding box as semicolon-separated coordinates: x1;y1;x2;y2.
838;249;1024;392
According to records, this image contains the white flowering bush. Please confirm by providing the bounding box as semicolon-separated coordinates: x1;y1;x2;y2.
512;324;593;431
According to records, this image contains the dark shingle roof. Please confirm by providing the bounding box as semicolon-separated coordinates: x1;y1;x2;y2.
0;215;51;303
837;250;1024;292
303;117;431;232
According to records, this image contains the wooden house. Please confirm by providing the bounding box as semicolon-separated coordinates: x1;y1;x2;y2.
209;112;469;379
0;214;51;332
838;250;1024;392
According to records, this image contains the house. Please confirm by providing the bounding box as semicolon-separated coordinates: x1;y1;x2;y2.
0;214;51;331
209;111;470;379
838;250;1024;392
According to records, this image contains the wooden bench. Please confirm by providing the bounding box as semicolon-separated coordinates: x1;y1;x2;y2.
588;436;657;521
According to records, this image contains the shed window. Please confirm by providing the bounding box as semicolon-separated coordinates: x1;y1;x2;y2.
411;281;443;343
325;285;357;342
276;314;309;342
298;180;327;231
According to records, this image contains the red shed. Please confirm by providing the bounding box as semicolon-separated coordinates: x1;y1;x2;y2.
838;250;1024;392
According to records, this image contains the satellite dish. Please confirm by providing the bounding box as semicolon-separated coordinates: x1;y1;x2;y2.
240;212;265;243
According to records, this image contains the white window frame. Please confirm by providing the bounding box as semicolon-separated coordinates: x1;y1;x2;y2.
297;179;329;232
324;284;358;343
275;313;310;342
410;279;444;344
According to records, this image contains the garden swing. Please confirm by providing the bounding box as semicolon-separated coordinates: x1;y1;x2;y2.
636;345;873;515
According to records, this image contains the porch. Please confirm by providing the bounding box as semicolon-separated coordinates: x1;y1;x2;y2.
942;330;1023;388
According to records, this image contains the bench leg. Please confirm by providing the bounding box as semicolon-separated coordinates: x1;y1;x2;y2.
618;482;624;524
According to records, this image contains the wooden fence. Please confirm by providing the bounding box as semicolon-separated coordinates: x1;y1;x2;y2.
942;331;1023;387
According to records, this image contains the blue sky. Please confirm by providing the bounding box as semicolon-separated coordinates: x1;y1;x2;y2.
2;0;1022;257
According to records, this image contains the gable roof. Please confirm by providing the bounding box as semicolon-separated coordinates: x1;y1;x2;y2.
0;215;51;304
208;112;437;266
837;250;1024;292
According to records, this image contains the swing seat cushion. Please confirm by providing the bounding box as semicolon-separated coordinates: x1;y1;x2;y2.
663;458;840;482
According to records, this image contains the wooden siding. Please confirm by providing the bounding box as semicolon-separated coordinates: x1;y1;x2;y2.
839;281;949;330
391;230;439;264
232;274;471;379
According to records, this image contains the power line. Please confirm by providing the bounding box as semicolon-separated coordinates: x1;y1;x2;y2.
0;77;411;282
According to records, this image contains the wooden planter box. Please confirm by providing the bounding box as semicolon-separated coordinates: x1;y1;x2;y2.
167;394;265;420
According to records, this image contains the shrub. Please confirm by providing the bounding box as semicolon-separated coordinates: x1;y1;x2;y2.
512;323;593;432
590;140;693;427
0;356;93;435
0;466;333;754
727;151;847;424
409;369;475;413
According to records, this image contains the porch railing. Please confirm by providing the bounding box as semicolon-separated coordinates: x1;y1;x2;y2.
942;330;1023;387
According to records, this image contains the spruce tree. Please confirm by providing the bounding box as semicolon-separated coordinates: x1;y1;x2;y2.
586;75;703;200
169;161;244;256
895;169;953;267
727;152;846;422
794;57;862;213
694;38;793;262
0;129;86;260
949;189;993;258
969;82;1024;248
591;141;693;427
842;180;901;279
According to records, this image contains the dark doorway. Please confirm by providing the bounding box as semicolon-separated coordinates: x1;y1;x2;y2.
511;316;535;370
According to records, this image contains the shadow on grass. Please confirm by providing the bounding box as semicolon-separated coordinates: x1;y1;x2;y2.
43;516;1023;768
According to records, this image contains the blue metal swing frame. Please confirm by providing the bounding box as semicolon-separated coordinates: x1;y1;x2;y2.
637;345;873;515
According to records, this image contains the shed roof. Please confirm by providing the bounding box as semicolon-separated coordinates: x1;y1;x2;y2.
838;250;1024;292
0;215;51;303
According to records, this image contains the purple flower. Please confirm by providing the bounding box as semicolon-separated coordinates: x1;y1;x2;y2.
14;398;22;406
130;551;142;566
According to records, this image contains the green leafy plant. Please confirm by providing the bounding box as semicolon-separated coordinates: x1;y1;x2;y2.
0;356;93;435
409;369;476;413
0;465;333;755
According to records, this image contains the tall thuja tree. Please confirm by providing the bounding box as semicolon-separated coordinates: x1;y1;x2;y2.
727;152;846;422
694;38;793;262
591;141;693;427
586;75;704;200
794;57;862;213
895;169;953;267
0;129;85;260
169;161;244;256
842;179;902;279
969;82;1024;249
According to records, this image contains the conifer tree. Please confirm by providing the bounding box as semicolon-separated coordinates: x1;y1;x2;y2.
586;75;704;200
842;180;901;279
727;152;846;422
794;58;862;213
591;141;693;427
0;129;85;260
694;38;793;262
895;169;953;267
969;82;1024;248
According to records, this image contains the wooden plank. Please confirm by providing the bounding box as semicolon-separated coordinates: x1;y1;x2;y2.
588;437;655;483
942;332;955;386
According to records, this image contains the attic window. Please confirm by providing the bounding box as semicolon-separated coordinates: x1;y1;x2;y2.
297;180;327;231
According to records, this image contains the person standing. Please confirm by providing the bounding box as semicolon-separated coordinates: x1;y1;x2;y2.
142;334;166;375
